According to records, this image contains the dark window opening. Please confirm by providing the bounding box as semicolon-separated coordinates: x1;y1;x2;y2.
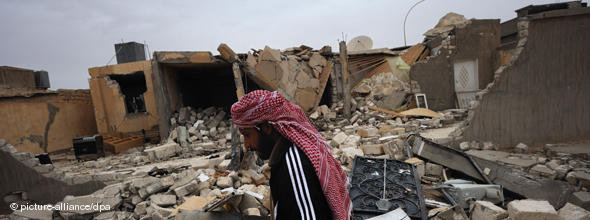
109;72;147;114
318;77;333;107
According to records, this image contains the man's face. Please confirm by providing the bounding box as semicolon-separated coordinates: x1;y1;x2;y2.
239;127;275;160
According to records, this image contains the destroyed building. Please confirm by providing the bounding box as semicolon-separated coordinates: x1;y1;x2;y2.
2;2;590;220
0;66;97;153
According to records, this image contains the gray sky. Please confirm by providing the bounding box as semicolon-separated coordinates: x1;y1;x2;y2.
0;0;581;89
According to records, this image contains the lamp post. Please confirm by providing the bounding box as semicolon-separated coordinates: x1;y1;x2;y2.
404;0;426;46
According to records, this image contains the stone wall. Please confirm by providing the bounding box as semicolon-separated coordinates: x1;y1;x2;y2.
459;9;590;147
0;141;105;215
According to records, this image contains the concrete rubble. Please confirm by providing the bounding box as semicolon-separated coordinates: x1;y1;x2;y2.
5;93;590;219
3;3;590;219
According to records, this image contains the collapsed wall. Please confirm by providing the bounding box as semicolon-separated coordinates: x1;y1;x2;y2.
410;18;501;111
0;141;105;215
242;46;333;112
88;60;159;135
460;9;590;147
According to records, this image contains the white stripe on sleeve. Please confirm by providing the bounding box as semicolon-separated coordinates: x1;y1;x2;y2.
286;150;307;220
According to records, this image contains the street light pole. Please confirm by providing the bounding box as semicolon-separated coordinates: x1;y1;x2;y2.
404;0;426;46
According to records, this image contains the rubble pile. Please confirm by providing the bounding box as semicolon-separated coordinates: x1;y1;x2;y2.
243;45;332;111
352;73;421;111
10;163;272;219
307;97;466;171
167;106;233;155
460;142;590;190
0;140;67;182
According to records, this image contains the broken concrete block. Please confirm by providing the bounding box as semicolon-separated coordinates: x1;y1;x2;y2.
361;144;384;155
515;143;529;153
177;126;188;146
72;174;92;184
357;127;379;138
405;157;425;178
145;143;179;160
139;180;168;199
469;200;508;220
507;200;559;220
425;163;443;177
567;171;590;187
332;132;348;146
459;142;470;151
150;203;174;218
482;142;495;150
135;201;149;216
207;189;222;198
216;176;233;188
256;185;271;210
150;194;176;207
571;191;590;210
174;180;199;197
344;135;361;146
260;46;281;62
530;164;557;179
239;193;263;213
309;111;320;120
131;176;159;193
546;159;561;169
558;203;590;220
217;159;231;171
200;188;212;197
0;143;17;154
244;208;261;216
340;147;364;165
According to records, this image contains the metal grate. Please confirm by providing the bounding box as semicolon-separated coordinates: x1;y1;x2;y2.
349;156;427;220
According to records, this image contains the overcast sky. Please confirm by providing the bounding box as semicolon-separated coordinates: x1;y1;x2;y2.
0;0;583;89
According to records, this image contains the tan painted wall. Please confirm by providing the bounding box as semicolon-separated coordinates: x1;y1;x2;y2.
88;60;158;134
0;90;97;153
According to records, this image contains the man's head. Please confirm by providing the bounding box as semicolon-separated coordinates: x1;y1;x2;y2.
239;121;278;160
231;90;352;220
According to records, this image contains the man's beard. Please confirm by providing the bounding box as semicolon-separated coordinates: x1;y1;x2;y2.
255;130;276;160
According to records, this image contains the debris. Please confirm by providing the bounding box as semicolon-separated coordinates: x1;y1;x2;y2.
368;105;404;117
366;207;410;220
424;162;443;178
507;199;559;220
436;179;504;209
571;191;590;210
144;142;179;161
73;135;105;160
469;200;508;220
407;135;489;182
150;194;176;207
430;205;469;220
404;157;425;178
399;108;443;119
169;195;216;216
515;142;529;153
401;44;428;66
557;203;590;220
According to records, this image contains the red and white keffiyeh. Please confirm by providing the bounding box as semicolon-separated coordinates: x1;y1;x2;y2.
231;90;352;220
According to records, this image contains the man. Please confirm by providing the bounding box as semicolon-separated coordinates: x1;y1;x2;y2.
231;90;351;220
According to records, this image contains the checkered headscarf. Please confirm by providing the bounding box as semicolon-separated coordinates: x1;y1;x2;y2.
231;90;352;220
